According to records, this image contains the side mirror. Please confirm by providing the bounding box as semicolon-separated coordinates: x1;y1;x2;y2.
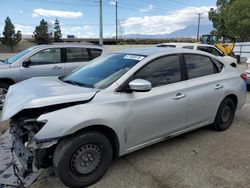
129;79;152;92
22;59;31;68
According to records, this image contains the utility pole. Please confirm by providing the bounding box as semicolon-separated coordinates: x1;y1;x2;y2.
196;13;203;42
115;1;118;45
99;0;103;45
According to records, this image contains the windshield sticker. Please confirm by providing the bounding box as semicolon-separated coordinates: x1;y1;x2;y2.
123;55;145;61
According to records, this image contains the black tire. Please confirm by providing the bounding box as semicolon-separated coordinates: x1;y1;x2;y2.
53;131;113;188
0;82;10;109
212;98;236;131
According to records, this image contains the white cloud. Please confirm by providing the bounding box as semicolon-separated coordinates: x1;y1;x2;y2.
15;24;34;35
19;10;23;14
139;4;154;13
109;1;116;6
32;9;83;19
61;25;95;38
124;6;215;35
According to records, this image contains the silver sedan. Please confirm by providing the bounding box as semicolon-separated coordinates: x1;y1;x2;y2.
1;48;247;187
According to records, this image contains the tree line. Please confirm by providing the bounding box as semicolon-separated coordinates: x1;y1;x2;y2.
209;0;250;42
0;17;62;51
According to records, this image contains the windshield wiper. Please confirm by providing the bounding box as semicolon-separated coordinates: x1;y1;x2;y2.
63;80;94;88
63;80;78;86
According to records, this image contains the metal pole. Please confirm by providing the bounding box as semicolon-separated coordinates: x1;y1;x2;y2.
115;1;118;45
99;0;103;45
197;13;201;42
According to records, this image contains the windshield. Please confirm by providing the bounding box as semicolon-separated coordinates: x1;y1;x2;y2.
5;46;38;64
62;53;146;89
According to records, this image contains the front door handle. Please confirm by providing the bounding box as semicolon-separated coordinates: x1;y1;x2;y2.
215;84;223;90
52;66;62;70
173;93;186;100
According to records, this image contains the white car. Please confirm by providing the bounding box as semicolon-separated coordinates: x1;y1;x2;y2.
0;47;247;187
157;43;237;67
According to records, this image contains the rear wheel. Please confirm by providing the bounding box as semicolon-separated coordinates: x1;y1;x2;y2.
0;83;9;109
212;98;236;131
53;131;113;188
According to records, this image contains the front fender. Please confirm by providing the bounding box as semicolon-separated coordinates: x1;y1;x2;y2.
34;103;126;146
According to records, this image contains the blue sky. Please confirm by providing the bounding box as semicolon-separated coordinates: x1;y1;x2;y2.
0;0;216;38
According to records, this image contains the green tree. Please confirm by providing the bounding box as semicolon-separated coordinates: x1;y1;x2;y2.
225;0;250;41
34;19;53;44
209;0;250;42
54;18;62;42
1;17;22;51
208;0;230;41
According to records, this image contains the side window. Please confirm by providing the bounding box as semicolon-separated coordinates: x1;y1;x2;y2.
66;48;90;62
209;47;222;56
134;55;181;88
182;46;194;49
212;58;224;72
185;54;216;79
29;48;61;66
197;46;211;54
89;48;102;60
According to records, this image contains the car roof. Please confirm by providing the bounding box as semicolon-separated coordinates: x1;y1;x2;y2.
157;42;216;48
32;43;104;50
116;47;205;56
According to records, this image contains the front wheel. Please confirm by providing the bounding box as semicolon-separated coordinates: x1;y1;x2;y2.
53;131;113;188
212;98;236;131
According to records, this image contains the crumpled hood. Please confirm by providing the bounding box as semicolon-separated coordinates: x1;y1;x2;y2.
1;77;99;121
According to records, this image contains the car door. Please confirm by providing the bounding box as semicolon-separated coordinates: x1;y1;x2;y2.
64;47;91;74
119;54;189;149
183;54;225;127
21;48;64;80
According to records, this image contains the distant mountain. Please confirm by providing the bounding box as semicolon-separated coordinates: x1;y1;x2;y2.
126;24;213;39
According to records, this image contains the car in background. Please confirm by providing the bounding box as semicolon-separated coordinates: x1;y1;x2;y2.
156;43;237;67
0;43;104;108
1;47;246;187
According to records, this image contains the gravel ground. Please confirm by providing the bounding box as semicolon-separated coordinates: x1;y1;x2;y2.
0;57;249;187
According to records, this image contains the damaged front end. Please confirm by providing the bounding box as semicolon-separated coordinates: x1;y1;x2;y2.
10;118;54;176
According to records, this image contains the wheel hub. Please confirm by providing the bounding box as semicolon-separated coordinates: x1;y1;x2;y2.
221;105;231;123
70;144;102;175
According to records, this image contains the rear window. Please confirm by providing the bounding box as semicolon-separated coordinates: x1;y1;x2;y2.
182;46;194;49
66;48;90;62
89;48;102;60
157;44;176;48
184;54;216;79
212;58;224;72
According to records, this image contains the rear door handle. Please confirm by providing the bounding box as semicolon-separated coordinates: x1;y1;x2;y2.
215;84;223;90
173;93;186;100
52;66;62;70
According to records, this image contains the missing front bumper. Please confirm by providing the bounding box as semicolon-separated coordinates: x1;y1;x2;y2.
0;130;45;187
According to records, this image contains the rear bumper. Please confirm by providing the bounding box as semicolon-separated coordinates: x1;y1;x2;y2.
246;78;250;85
246;71;250;85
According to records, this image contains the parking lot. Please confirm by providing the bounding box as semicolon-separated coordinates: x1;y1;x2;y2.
0;59;249;188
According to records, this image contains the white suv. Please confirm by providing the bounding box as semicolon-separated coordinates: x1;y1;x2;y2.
157;43;237;67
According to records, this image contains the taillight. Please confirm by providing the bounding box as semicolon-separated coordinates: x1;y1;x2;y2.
240;73;247;81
